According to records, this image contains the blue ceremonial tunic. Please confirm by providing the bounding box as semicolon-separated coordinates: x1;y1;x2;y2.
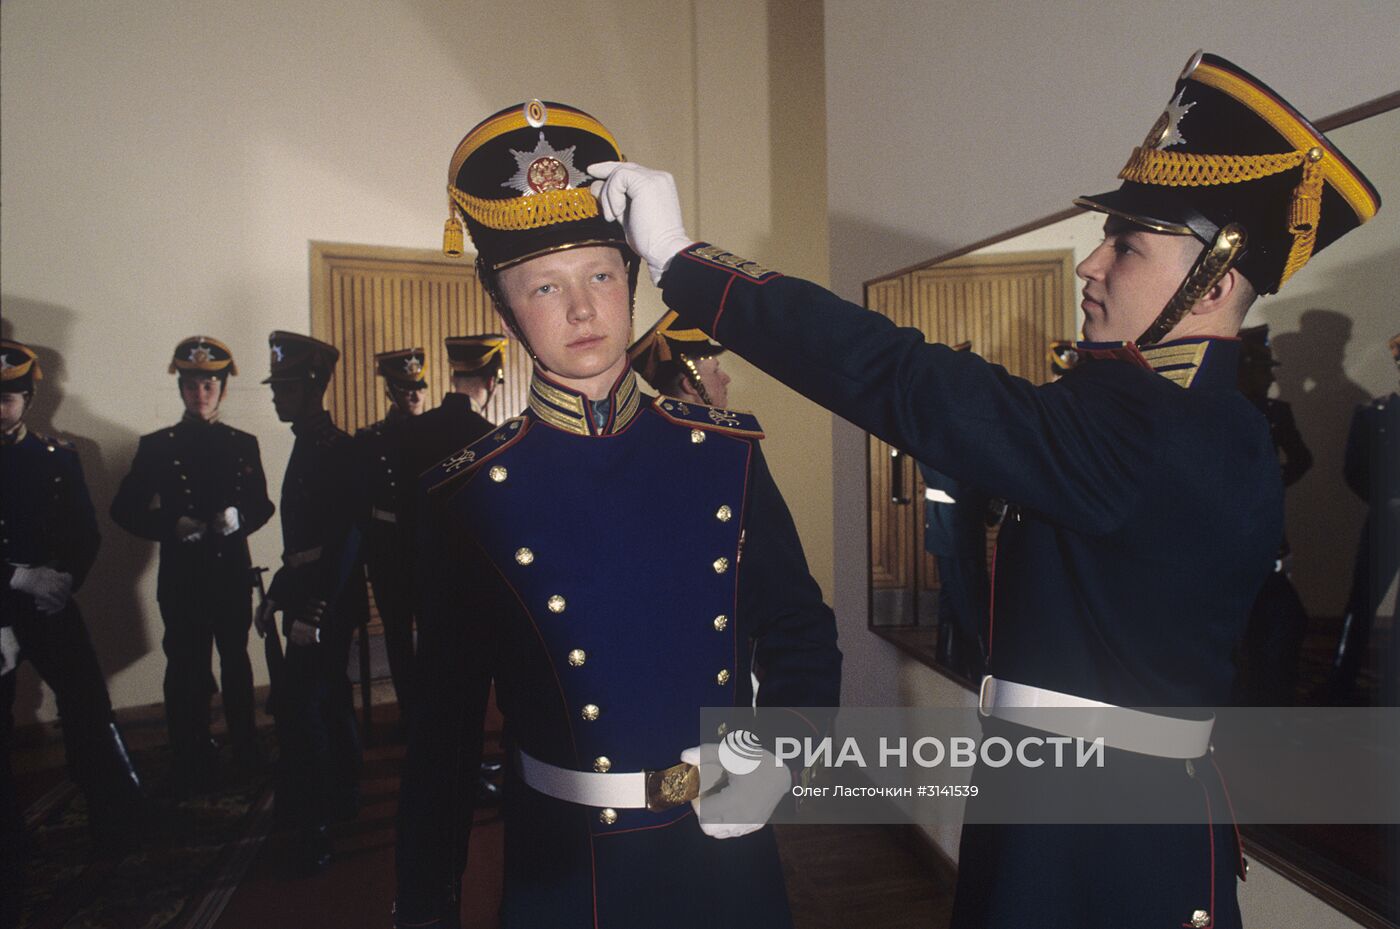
660;243;1282;929
396;368;840;929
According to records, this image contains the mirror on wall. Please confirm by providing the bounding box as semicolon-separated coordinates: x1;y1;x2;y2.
866;92;1400;927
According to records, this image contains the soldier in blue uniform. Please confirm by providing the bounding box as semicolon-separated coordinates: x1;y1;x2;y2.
1;339;144;855
627;310;732;408
594;51;1381;929
355;347;429;717
394;100;840;929
255;331;365;874
111;337;275;789
1328;332;1400;704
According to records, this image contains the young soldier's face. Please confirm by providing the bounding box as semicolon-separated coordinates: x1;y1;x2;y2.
0;392;27;434
498;246;631;398
389;385;427;416
180;375;223;420
270;380;309;423
1076;217;1201;342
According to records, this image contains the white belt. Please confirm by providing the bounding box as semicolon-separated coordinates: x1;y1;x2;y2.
978;675;1213;760
516;749;699;812
371;507;398;524
282;546;323;568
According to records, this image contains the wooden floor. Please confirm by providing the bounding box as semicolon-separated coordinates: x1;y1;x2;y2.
12;688;955;929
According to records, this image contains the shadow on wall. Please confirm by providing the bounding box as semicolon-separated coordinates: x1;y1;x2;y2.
2;299;153;728
1271;308;1370;619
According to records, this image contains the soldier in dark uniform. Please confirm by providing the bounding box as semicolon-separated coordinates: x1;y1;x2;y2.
1;339;144;855
627;309;732;407
1328;332;1400;704
111;337;274;789
400;335;503;479
394;101;840;929
355;347;429;717
1232;324;1312;705
597;51;1381;929
255;331;365;874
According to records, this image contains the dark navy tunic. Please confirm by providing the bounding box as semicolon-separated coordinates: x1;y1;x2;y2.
396;368;840;929
660;243;1282;929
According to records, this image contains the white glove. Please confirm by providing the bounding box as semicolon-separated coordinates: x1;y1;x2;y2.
681;742;791;840
210;506;241;536
253;597;279;637
0;626;20;676
587;162;693;286
175;515;207;543
9;565;74;614
288;619;321;647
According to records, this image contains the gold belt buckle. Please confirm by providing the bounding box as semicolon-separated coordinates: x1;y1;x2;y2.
644;762;700;812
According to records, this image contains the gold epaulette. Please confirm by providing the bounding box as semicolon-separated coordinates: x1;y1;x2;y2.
651;397;764;439
420;417;530;496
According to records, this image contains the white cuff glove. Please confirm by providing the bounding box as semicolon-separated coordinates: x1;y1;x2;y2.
9;566;74;614
0;626;20;676
587;162;693;286
211;506;241;536
288;619;321;647
175;515;207;543
681;742;790;840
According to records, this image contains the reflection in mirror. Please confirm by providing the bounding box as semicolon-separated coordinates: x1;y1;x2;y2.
866;95;1399;927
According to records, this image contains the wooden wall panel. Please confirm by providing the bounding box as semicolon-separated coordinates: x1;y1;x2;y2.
309;242;531;435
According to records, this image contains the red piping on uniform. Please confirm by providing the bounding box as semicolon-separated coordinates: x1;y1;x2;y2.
713;273;738;333
985;541;999;661
1209;752;1247;881
1185;771;1217;929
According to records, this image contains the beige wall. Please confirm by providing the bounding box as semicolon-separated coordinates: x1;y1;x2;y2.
1;0;831;722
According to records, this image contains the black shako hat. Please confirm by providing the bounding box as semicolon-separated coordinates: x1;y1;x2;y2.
263;331;339;385
169;336;237;378
445;334;508;382
1076;51;1380;296
375;347;428;390
443;99;629;272
0;339;42;394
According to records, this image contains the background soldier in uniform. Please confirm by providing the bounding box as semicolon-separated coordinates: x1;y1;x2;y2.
1;339;144;857
595;51;1380;929
627;310;732;408
394;100;840;929
355;347;428;718
111;337;274;790
255;331;365;874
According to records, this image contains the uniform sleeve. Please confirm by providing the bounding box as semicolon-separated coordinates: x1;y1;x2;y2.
109;436;169;542
394;488;496;928
304;438;367;620
663;246;1156;535
236;435;275;535
739;443;841;721
64;449;102;590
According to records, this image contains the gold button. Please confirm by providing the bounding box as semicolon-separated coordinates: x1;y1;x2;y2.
713;556;729;574
713;614;729;631
1307;146;1324;162
715;505;732;522
547;595;566;613
593;756;612;773
489;466;508;482
716;669;731;685
691;429;706;444
515;547;534;565
1190;910;1210;928
599;808;618;825
581;703;600;721
568;649;586;667
717;722;728;736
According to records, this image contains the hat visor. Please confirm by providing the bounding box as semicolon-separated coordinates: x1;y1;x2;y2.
1075;186;1209;240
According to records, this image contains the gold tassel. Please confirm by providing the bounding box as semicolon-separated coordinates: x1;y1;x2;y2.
443;213;464;257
